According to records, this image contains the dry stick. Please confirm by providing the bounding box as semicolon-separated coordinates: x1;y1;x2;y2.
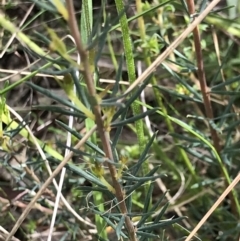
0;59;43;82
184;172;240;241
65;1;138;241
6;125;97;241
6;0;221;240
186;0;221;153
185;0;239;239
188;0;239;215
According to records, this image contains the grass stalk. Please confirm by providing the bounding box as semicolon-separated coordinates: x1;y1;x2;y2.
114;0;147;181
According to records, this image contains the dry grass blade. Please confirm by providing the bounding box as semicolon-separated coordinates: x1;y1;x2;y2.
0;4;35;58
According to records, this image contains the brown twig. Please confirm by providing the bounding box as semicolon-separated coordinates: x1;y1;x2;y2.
65;1;137;240
186;1;221;152
186;0;239;215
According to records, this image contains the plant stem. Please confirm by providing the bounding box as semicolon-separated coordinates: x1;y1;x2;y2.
81;1;107;239
66;1;138;240
136;0;196;179
186;0;240;216
115;0;147;176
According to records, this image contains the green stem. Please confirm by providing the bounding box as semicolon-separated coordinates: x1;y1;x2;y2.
136;0;196;180
81;1;107;239
115;0;147;174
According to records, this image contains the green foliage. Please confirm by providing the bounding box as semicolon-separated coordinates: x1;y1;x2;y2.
1;1;240;241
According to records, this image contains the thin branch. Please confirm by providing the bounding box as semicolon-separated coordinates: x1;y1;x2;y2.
186;0;240;215
65;1;138;240
186;0;221;151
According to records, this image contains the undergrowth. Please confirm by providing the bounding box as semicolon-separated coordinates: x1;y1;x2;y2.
0;0;240;241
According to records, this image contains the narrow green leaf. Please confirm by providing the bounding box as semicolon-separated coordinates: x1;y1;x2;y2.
143;182;154;214
0;14;47;57
2;113;63;161
180;146;214;164
56;120;105;156
112;54;124;97
35;67;74;75
161;63;202;100
113;76;151;120
154;85;201;103
111;108;158;127
137;192;167;228
211;42;234;84
47;29;78;66
137;231;160;238
26;82;81;113
154;202;170;223
206;15;240;37
65;163;106;188
210;90;240;95
138;216;186;231
71;72;90;108
116;215;125;240
112;109;128;147
130;132;157;175
126;166;160;195
91;208;128;239
32;105;85;118
30;0;57;12
122;174;163;182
